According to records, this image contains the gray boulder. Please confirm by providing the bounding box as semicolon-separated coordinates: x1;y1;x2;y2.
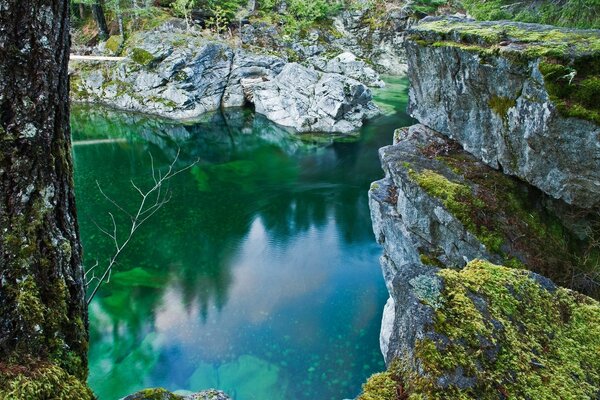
253;63;380;133
365;123;600;398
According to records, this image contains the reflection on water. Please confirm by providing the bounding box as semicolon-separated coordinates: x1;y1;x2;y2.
72;77;414;400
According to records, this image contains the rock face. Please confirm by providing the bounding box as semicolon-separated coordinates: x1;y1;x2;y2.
406;17;600;208
364;123;600;399
253;63;380;133
318;52;385;88
332;6;416;74
71;28;380;133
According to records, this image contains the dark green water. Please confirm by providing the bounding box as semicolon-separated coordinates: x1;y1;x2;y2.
72;77;413;400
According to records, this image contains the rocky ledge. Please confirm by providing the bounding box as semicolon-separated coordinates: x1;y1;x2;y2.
362;123;600;399
70;24;380;133
406;17;600;208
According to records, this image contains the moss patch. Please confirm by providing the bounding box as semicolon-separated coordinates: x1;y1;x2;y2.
131;48;155;66
407;141;600;297
409;169;503;253
105;35;124;55
407;260;600;399
488;95;516;122
460;0;600;30
0;361;94;400
359;360;405;400
124;387;183;400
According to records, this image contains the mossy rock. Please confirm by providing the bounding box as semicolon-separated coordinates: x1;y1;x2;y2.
123;388;183;400
131;47;156;66
105;35;124;55
361;260;600;400
380;124;600;297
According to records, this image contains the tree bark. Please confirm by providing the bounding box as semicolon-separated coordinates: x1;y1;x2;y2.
92;1;109;40
0;0;88;379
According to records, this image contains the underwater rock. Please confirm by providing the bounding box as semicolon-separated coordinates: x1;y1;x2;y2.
406;17;600;208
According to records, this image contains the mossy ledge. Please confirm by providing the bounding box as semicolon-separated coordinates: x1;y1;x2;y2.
409;17;600;125
360;260;600;400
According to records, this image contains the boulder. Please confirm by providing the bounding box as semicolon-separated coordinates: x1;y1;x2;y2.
406;17;600;208
122;388;230;400
370;123;598;298
252;63;380;133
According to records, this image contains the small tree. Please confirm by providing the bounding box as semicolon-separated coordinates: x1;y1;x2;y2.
171;0;196;30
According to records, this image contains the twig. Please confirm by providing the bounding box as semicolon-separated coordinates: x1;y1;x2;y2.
85;150;198;304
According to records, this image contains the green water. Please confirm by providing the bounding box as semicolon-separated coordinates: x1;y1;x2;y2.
72;77;414;400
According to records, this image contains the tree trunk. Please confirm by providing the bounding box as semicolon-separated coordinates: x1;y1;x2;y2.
92;1;110;40
0;0;88;380
80;3;86;20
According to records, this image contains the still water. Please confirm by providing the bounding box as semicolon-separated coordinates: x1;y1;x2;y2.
72;77;414;400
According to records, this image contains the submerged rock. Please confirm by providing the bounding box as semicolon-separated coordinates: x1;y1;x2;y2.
406;17;600;208
253;63;380;133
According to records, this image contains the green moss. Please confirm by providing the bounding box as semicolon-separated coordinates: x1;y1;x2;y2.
488;95;516;122
409;169;504;253
407;260;600;399
0;362;94;400
539;61;600;124
131;48;155;66
358;361;403;400
105;35;124;55
419;253;444;268
125;387;183;400
460;0;600;29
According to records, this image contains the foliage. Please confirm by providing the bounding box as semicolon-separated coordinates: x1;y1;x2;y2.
460;0;600;29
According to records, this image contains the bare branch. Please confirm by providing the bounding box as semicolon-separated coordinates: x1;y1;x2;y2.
85;150;198;304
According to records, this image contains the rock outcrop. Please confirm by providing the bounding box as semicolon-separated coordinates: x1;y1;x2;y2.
406;17;600;208
364;123;600;399
70;27;380;133
253;63;380;133
332;6;416;74
363;17;600;399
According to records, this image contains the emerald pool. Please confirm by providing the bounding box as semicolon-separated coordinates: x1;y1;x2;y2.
72;77;414;400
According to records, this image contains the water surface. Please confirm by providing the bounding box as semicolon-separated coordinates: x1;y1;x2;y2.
72;77;413;400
